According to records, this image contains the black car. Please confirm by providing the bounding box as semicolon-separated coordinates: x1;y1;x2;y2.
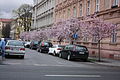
59;45;89;61
37;41;53;53
30;41;38;49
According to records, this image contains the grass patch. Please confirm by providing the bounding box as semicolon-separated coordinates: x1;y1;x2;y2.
88;58;97;62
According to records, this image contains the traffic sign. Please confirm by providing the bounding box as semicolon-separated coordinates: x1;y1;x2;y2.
73;33;78;39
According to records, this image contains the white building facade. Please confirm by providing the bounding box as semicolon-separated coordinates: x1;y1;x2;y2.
32;0;55;30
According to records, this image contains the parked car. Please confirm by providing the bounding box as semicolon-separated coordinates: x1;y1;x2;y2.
59;45;89;61
5;40;25;59
37;41;53;53
30;41;38;49
48;45;65;56
24;41;31;48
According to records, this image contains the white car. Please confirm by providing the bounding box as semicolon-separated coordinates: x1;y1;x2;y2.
5;40;25;59
48;45;65;56
24;41;31;48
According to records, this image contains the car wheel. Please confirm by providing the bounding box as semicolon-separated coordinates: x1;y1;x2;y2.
39;49;42;53
59;53;62;58
83;58;88;62
30;47;32;49
37;48;39;52
53;51;56;56
67;55;72;61
48;52;50;55
21;56;24;59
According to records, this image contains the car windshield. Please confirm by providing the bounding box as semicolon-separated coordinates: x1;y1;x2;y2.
75;46;87;51
8;41;24;46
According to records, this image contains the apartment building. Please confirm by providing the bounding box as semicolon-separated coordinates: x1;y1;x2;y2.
55;0;120;60
32;0;55;30
0;18;13;38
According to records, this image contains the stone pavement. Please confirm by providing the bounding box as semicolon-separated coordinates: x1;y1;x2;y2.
89;57;120;67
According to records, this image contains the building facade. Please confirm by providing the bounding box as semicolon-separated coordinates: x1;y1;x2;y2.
10;20;17;39
32;0;55;30
10;18;25;40
0;18;13;38
55;0;120;60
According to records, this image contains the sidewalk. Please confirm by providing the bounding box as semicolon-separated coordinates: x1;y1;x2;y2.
0;56;3;64
89;57;120;67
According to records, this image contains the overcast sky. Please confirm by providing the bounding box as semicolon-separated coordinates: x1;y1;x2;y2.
0;0;33;19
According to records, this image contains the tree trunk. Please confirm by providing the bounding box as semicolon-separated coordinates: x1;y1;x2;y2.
98;40;101;62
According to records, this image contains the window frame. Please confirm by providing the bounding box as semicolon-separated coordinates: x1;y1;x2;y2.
87;0;90;15
67;8;70;18
79;3;83;16
95;0;100;12
113;0;119;6
73;6;77;17
110;29;117;44
92;35;98;43
83;36;88;42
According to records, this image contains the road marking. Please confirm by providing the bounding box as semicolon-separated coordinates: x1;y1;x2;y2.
33;64;65;67
34;64;48;66
56;61;63;64
7;63;21;65
45;75;101;78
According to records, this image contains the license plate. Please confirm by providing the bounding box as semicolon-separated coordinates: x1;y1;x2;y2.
79;52;84;54
12;48;19;50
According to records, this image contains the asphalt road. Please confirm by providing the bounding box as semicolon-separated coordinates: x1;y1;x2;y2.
0;48;120;80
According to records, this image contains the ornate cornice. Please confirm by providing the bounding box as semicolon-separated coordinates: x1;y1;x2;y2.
97;7;120;16
55;0;80;12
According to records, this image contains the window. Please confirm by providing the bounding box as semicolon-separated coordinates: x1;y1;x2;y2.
104;0;110;9
73;7;77;17
63;10;66;19
113;0;119;6
83;36;88;42
65;46;70;50
110;29;117;43
67;9;70;18
87;0;90;15
83;33;89;42
80;4;82;16
96;0;100;12
92;35;98;43
59;12;61;18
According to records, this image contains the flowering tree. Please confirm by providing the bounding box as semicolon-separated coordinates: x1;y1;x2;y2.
84;16;117;61
64;18;83;44
51;18;84;44
20;32;30;41
50;19;67;44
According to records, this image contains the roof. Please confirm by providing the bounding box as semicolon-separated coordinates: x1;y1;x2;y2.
0;18;14;22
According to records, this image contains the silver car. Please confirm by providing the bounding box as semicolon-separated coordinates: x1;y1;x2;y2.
5;40;25;59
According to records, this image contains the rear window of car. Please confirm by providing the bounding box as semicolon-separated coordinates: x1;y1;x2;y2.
34;41;38;44
65;45;73;50
41;42;52;47
75;46;87;51
58;45;65;48
7;41;24;46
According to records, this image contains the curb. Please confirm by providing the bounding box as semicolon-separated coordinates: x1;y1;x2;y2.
88;58;120;67
94;62;120;67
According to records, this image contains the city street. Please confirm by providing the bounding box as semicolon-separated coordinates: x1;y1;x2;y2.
0;48;120;80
